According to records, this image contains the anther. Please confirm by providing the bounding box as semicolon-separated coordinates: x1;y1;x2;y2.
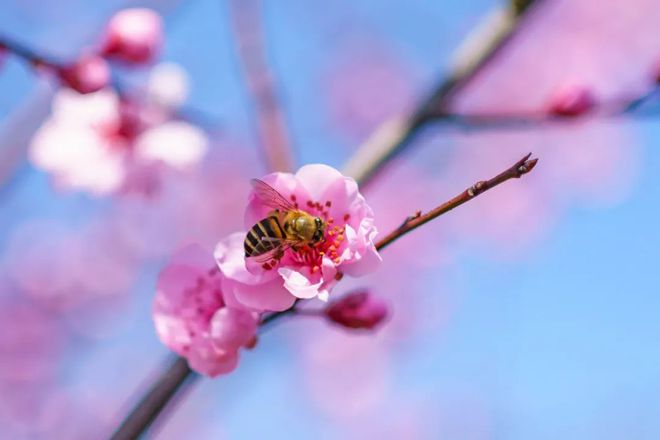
343;213;350;222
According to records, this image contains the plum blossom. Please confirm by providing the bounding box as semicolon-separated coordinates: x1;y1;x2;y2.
29;64;208;195
153;245;258;377
215;164;381;312
101;8;163;65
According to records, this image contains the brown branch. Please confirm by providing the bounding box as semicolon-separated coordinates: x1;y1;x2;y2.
375;153;538;251
229;0;295;173
109;356;197;440
342;0;544;187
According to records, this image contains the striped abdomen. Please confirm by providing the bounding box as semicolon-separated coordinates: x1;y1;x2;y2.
244;216;285;257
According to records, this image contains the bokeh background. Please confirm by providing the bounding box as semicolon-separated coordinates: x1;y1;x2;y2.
1;0;659;438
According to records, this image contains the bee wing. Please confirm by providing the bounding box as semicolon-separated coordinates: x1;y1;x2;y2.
248;240;294;263
250;179;296;212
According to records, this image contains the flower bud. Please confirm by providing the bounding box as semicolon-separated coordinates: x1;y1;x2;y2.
325;290;388;330
0;43;7;70
547;85;595;117
101;8;163;65
57;54;110;94
653;59;660;84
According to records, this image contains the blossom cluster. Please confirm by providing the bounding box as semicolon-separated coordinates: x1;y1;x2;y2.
153;164;384;376
29;64;208;196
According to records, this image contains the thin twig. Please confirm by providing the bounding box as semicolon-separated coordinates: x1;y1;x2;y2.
375;153;538;251
342;0;543;187
229;0;295;173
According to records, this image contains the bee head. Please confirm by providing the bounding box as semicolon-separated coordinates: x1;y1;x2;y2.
312;217;325;243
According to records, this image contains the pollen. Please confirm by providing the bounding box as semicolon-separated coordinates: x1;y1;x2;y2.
333;257;341;264
327;217;334;224
311;265;320;273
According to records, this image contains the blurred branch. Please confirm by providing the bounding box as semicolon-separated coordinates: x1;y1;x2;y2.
109;356;197;440
429;86;660;131
342;0;544;186
229;0;295;173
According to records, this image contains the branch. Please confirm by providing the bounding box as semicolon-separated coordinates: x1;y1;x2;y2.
375;153;538;251
0;35;64;70
342;0;543;187
229;0;295;173
109;356;197;440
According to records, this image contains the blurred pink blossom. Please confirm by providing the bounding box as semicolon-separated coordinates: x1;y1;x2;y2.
153;245;258;377
2;219;137;321
57;53;111;94
300;328;391;419
215;164;381;311
323;42;418;141
101;8;163;65
29;68;208;195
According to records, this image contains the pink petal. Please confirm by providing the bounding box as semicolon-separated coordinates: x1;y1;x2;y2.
278;267;323;299
134;121;208;169
294;163;347;201
222;276;296;312
214;232;278;284
187;338;239;377
209;307;258;350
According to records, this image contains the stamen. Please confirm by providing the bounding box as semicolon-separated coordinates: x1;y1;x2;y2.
325;201;332;207
343;213;350;222
290;194;297;201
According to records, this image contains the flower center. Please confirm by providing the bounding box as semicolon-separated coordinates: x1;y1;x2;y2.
261;195;352;272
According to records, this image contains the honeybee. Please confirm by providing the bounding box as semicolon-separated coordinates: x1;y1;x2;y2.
244;179;326;262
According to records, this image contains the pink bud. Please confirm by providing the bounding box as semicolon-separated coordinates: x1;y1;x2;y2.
547;85;596;117
652;59;660;84
325;290;388;330
57;54;110;94
0;43;7;69
101;8;163;65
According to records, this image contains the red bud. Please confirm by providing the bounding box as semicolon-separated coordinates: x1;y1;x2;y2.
548;85;595;117
57;54;110;94
325;290;388;330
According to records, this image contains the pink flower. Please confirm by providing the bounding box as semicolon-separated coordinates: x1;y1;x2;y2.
547;85;596;116
215;164;381;312
57;54;110;94
29;78;208;196
101;8;163;65
153;245;258;377
325;290;389;330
